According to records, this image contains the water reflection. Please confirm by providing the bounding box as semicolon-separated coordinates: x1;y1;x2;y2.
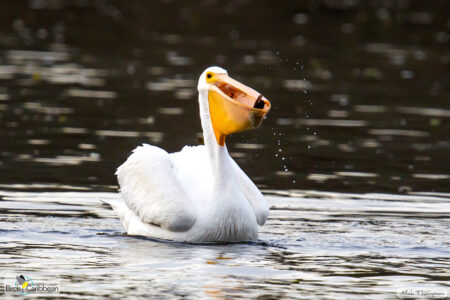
0;189;448;298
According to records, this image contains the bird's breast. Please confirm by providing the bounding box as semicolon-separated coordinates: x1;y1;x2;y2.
196;192;258;242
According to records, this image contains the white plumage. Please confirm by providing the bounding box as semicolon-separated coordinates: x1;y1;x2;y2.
107;67;269;242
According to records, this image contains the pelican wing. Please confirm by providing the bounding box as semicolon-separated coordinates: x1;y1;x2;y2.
231;159;269;226
116;144;197;232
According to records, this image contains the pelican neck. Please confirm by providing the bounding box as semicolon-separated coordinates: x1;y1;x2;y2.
198;89;234;182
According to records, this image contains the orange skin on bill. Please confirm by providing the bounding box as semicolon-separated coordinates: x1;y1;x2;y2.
206;73;271;146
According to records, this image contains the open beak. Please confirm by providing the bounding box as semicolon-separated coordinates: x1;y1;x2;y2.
208;74;271;146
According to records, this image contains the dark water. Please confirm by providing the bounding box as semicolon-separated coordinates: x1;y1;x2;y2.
0;0;448;193
0;0;449;298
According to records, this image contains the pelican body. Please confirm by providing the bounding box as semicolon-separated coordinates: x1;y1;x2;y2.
108;67;271;242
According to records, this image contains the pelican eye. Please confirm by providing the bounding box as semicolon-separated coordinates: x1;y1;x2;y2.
206;72;215;83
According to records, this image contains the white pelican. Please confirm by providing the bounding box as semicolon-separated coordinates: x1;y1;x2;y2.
106;66;271;242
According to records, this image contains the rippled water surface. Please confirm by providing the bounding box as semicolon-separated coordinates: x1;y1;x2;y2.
1;189;449;298
0;0;449;298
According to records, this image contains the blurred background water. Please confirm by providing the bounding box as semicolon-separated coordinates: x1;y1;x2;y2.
0;0;448;193
0;0;449;299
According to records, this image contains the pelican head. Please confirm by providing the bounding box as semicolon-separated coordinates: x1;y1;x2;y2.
198;66;271;146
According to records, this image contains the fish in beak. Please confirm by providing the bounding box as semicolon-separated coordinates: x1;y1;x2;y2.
206;72;271;146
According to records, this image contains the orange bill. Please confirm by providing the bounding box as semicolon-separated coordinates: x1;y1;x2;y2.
207;73;271;146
